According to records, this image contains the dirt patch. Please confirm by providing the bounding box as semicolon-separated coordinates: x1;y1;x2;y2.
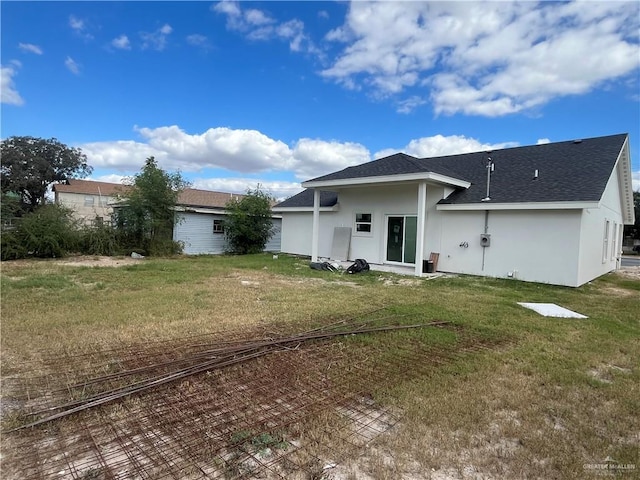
616;265;640;280
57;255;144;267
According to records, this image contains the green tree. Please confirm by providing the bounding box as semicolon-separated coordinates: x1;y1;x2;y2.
1;136;92;212
113;157;189;255
224;187;274;254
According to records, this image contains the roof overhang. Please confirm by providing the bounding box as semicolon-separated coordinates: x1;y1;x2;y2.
302;172;470;189
436;201;600;211
616;136;635;225
272;204;339;213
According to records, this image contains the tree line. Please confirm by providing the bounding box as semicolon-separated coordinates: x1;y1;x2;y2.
1;136;275;261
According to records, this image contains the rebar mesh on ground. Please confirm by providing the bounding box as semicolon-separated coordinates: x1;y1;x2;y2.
2;323;509;479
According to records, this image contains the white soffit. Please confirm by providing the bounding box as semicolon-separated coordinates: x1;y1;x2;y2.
518;302;588;319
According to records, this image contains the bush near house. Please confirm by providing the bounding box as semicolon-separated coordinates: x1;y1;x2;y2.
224;187;275;254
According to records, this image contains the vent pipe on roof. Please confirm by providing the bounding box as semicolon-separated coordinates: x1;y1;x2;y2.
533;169;539;180
481;155;494;202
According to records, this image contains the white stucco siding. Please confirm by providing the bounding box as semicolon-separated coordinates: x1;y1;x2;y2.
331;185;423;263
439;210;582;286
174;212;228;255
56;192;114;224
576;166;624;285
280;212;335;257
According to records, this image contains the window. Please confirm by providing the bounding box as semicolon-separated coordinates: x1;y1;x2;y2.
213;219;224;234
84;196;95;207
355;213;372;234
611;222;617;260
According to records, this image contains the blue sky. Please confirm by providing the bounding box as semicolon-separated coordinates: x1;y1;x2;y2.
2;1;639;199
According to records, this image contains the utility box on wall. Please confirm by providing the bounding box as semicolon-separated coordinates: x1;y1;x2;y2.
480;234;491;247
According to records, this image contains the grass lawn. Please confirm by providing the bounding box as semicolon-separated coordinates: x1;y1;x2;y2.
1;253;638;479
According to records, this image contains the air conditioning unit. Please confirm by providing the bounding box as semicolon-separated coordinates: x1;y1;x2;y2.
480;234;491;247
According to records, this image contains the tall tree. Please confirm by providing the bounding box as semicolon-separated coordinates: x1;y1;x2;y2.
224;187;274;254
114;157;189;255
1;136;92;212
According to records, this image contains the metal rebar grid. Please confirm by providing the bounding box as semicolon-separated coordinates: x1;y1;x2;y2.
2;321;509;479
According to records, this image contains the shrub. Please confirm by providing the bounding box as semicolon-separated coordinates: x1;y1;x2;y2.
1;204;79;260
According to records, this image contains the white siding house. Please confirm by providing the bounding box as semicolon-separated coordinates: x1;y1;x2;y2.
55;180;282;254
274;134;634;287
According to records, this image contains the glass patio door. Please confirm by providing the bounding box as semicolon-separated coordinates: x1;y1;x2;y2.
386;216;417;264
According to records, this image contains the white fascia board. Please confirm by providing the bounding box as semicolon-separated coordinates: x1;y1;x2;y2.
173;206;228;215
436;201;600;211
303;172;470;189
272;205;339;213
615;136;635;225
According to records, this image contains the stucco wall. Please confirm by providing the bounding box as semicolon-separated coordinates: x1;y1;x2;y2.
576;164;624;285
280;211;335;257
55;192;114;224
438;209;583;286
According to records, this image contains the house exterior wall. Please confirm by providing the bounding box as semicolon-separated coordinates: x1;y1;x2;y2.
437;210;582;286
174;212;282;255
174;212;229;254
576;164;624;285
55;192;114;224
280;211;335;257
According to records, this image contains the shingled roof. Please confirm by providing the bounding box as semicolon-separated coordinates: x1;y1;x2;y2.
53;179;129;196
276;133;628;208
54;179;244;209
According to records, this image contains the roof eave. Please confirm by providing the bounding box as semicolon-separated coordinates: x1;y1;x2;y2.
272;205;339;213
302;172;470;189
436;201;600;211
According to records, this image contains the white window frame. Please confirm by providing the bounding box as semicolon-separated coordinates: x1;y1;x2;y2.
611;222;617;261
213;219;224;234
354;213;373;236
84;195;95;207
602;219;610;263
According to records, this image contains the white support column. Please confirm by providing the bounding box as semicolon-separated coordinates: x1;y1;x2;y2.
311;189;320;262
415;182;427;276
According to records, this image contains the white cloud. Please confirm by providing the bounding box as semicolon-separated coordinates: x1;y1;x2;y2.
374;135;518;160
78;125;371;181
396;96;427;114
537;138;551;145
91;174;129;185
186;34;211;50
321;1;640;117
111;35;131;50
1;65;24;105
69;15;93;40
192;177;302;200
18;43;43;55
64;56;81;75
140;24;173;51
292;138;370;179
214;0;318;54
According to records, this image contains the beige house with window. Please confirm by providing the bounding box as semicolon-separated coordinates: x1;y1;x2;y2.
53;179;125;226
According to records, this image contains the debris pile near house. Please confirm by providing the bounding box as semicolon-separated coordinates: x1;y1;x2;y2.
2;316;507;480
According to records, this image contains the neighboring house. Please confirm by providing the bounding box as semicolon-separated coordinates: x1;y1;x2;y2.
53;179;125;225
274;133;635;287
54;179;282;254
173;189;282;255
